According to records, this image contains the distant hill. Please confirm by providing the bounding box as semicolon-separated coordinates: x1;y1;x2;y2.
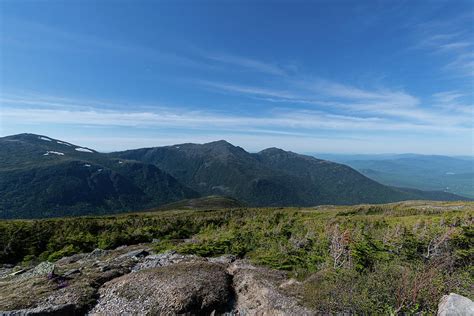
155;195;244;211
0;134;198;218
314;153;474;198
114;140;467;207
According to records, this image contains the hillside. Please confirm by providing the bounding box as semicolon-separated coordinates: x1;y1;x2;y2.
0;134;198;218
114;140;466;206
0;201;472;314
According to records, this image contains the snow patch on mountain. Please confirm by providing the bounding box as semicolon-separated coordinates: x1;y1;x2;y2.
43;151;64;156
75;147;94;153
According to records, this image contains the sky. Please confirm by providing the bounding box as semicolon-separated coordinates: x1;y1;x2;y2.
0;0;473;154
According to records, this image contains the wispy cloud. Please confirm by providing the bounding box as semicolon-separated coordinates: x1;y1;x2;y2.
1;93;470;135
204;53;287;76
432;91;473;115
196;78;472;128
413;14;474;78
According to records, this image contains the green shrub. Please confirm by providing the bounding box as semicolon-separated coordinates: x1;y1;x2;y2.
47;244;80;262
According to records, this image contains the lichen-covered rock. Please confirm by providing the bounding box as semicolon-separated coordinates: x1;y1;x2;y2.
90;261;232;315
20;261;55;279
0;303;76;315
131;251;201;272
437;293;474;316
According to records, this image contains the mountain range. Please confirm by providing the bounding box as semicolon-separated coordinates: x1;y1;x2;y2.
0;133;469;219
315;153;474;198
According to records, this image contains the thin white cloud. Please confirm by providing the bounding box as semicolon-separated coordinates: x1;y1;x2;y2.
413;15;474;78
432;91;474;115
196;79;471;127
1;94;470;134
205;54;287;76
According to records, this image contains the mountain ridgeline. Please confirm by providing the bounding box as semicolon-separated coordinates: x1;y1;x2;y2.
0;134;198;219
0;134;468;219
114;141;464;207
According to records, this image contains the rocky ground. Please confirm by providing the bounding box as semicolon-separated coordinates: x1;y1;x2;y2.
0;244;472;315
0;245;314;315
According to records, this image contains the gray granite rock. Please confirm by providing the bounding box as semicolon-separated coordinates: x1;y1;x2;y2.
90;261;232;315
437;293;474;316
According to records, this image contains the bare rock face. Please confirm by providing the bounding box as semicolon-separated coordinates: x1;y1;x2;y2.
437;293;474;316
89;261;232;315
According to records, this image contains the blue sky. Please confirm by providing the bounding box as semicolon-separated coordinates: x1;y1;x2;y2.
0;1;473;154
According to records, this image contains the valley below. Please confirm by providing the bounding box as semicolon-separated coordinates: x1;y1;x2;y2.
1;201;473;315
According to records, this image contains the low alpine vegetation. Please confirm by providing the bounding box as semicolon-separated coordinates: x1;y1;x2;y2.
1;201;472;314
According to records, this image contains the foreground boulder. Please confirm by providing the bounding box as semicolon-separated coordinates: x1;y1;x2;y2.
90;261;232;315
437;293;474;316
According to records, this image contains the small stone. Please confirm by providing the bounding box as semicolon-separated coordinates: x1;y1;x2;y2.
9;269;27;276
208;255;237;264
31;262;55;277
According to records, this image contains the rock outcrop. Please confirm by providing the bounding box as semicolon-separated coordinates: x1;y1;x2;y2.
0;245;311;315
0;245;149;314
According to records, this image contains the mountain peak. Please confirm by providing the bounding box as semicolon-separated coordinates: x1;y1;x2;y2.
5;133;64;144
205;140;234;147
203;140;246;153
259;147;287;155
